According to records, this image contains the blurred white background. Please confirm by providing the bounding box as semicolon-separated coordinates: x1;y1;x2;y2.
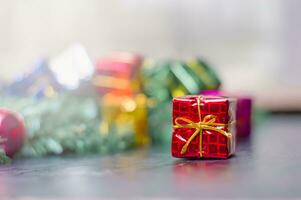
0;0;300;93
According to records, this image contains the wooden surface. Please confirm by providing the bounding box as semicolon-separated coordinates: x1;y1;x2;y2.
0;114;300;199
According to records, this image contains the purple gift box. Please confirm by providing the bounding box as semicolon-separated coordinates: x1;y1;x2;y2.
201;90;252;137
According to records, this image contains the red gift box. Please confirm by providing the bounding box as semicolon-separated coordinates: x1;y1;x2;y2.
171;95;236;159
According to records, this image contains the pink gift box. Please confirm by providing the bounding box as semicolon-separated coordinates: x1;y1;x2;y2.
201;90;252;137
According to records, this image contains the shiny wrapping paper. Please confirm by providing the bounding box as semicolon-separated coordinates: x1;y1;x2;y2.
236;96;252;137
100;93;150;147
201;90;253;137
143;58;221;99
172;95;236;159
185;58;221;91
142;58;221;144
94;52;149;146
94;52;143;96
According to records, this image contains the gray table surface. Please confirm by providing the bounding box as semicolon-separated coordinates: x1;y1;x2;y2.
0;114;301;199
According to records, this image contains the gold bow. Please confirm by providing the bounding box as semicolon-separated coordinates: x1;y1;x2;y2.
173;96;232;157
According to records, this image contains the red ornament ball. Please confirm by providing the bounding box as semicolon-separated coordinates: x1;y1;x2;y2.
0;108;26;157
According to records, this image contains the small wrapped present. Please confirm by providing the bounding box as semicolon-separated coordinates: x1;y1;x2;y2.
143;58;221;99
185;58;221;91
94;52;143;96
201;90;253;137
142;58;221;144
100;93;150;146
236;96;252;137
172;95;236;159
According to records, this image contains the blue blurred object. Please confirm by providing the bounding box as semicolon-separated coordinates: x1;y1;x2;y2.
5;59;63;98
4;44;94;98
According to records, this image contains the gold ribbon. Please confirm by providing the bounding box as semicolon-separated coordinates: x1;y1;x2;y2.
173;96;232;157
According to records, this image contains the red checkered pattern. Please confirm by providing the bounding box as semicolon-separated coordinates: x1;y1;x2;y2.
171;95;235;159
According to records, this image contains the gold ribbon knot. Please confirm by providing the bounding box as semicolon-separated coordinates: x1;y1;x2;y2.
173;96;232;157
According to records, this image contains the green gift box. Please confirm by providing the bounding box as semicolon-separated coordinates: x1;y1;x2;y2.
142;57;221;144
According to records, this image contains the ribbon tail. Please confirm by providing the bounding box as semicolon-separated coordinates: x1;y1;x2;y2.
180;129;200;155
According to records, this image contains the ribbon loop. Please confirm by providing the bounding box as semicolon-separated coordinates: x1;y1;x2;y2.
202;114;216;123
